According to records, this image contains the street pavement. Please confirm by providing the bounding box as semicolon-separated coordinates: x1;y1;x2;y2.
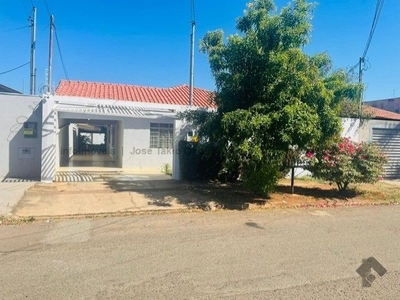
0;206;399;299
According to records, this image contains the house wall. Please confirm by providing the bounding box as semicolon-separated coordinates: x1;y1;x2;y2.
58;118;70;166
69;124;78;159
341;118;360;142
116;120;124;167
41;96;57;182
0;93;42;179
122;117;175;170
358;119;400;142
341;118;400;142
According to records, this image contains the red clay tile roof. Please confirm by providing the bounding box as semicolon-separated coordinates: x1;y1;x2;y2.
363;105;400;121
55;80;215;108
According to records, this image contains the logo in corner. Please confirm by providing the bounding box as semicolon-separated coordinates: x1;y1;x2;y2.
356;257;387;287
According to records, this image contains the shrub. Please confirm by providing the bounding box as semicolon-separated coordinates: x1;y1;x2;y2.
307;137;387;190
242;159;283;196
178;141;223;181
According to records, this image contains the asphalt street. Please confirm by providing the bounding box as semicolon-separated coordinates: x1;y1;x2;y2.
1;206;400;299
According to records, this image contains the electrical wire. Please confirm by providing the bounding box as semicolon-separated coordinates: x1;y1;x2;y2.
43;0;51;16
19;0;29;18
1;25;30;33
348;62;360;75
347;0;384;75
40;0;70;80
41;25;49;32
362;0;384;59
0;62;30;75
54;27;69;80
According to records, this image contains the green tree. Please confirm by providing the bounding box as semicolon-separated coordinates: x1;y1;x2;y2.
183;0;360;195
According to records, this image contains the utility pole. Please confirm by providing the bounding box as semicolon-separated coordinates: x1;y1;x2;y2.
29;7;37;95
47;15;54;94
189;20;195;106
358;57;364;118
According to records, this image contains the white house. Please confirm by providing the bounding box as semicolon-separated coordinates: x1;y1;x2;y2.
1;80;215;182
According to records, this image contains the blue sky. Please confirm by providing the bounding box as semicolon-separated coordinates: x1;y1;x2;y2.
0;0;399;101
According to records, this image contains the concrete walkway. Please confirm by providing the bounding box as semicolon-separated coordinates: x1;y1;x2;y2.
0;180;35;216
12;172;204;218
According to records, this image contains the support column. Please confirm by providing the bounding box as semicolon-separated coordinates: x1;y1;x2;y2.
41;95;56;182
172;119;184;180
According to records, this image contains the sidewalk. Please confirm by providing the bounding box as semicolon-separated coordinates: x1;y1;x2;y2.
12;176;205;218
8;173;394;219
0;180;36;216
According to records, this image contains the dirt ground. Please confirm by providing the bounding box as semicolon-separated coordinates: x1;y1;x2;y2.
192;178;400;210
264;178;399;208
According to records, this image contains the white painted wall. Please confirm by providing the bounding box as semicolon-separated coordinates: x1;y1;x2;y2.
341;118;360;142
341;117;400;143
0;93;42;179
58;118;70;166
122;117;175;170
41;95;56;182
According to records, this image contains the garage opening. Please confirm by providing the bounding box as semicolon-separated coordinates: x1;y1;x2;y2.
58;119;123;168
372;128;400;178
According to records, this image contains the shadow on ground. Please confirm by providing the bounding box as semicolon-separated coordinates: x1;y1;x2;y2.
104;179;357;210
275;185;362;200
104;179;262;210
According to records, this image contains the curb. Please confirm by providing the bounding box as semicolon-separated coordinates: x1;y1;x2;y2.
5;200;399;223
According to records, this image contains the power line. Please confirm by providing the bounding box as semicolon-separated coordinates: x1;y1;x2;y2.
362;0;384;59
19;0;30;18
54;27;69;79
347;0;384;74
41;25;49;32
1;25;30;33
42;0;52;15
0;62;30;75
40;0;69;80
348;62;360;75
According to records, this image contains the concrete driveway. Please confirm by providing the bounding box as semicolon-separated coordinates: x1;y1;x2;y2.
12;170;195;218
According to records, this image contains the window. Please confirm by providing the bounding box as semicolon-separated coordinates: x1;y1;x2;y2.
150;123;173;148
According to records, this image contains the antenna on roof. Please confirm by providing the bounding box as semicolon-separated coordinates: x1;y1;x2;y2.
189;0;196;106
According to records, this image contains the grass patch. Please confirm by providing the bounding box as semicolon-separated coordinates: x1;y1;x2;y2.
0;215;35;225
357;181;400;203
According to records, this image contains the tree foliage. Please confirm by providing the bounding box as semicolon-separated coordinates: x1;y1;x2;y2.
183;0;361;195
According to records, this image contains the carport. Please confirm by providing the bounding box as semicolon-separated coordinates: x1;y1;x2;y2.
57;118;122;168
49;99;184;182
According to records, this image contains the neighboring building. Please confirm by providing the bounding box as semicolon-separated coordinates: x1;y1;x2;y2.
343;105;400;178
0;83;22;94
367;97;400;114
